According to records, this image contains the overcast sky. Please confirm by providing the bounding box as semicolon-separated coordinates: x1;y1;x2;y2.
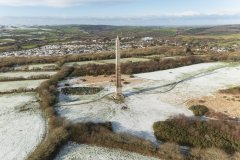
0;0;240;25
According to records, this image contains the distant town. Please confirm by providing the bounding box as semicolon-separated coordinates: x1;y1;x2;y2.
0;25;239;57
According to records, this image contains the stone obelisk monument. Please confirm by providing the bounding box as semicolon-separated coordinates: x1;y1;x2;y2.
115;35;123;100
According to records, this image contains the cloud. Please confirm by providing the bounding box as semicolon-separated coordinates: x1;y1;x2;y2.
0;0;133;7
1;15;240;26
138;9;240;18
87;11;240;20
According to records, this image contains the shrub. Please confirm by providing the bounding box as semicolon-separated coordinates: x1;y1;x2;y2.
69;53;239;77
28;67;73;160
158;143;184;160
61;87;103;95
153;115;240;153
189;105;209;116
188;147;230;160
129;74;135;78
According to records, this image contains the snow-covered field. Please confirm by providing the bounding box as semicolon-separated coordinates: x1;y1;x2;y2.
0;71;56;78
54;142;158;160
64;61;105;67
57;62;240;143
14;63;58;70
58;93;192;142
136;62;240;105
0;79;47;92
136;62;227;82
64;58;150;67
0;93;45;160
54;62;240;159
98;57;150;64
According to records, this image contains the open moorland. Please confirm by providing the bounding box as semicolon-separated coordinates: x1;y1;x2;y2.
0;25;239;160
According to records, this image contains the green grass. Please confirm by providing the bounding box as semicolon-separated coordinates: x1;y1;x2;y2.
180;34;240;41
0;39;15;43
0;26;89;52
21;44;39;50
217;40;240;47
114;27;177;37
0;45;17;52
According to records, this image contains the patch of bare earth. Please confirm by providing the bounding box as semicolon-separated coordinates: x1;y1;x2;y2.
187;92;240;118
73;75;144;87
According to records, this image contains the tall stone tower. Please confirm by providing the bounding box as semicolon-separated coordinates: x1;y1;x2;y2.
115;35;123;100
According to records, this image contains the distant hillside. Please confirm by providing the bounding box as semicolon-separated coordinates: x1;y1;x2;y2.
78;25;177;38
183;25;240;35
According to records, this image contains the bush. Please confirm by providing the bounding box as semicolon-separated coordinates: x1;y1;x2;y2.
188;147;230;160
189;105;209;116
61;87;103;95
153;115;240;153
69;53;240;77
28;67;73;160
158;143;184;160
69;122;206;159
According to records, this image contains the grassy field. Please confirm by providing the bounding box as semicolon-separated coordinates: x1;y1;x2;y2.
180;33;240;40
0;45;17;52
0;26;89;52
0;39;15;43
64;58;151;67
21;44;39;50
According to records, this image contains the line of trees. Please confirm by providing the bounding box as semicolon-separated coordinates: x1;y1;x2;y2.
70;54;240;77
0;74;51;82
28;67;73;160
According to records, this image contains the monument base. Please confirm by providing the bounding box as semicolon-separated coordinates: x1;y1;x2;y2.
112;93;125;103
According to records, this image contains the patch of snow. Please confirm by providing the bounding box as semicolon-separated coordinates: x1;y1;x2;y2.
57;93;192;143
57;62;240;143
0;93;45;160
141;37;153;41
54;142;158;160
135;62;227;82
14;63;57;70
135;62;240;104
0;71;56;78
0;79;47;92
